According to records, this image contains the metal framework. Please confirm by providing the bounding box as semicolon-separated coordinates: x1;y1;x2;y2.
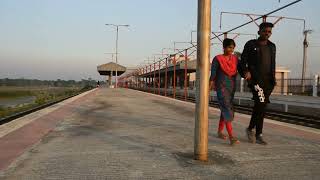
119;0;302;96
118;0;303;161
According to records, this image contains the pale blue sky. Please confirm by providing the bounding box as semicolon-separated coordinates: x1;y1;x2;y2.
0;0;319;81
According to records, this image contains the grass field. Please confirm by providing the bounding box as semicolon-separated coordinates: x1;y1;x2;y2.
0;86;89;119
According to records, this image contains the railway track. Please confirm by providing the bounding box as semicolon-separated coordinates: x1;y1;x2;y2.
136;88;320;129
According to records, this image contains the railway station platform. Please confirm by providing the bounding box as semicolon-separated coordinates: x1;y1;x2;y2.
0;88;319;180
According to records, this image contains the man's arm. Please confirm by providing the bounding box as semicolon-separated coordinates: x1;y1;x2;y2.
239;41;251;80
271;44;277;86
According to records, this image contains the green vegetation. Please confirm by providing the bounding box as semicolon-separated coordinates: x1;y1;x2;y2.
0;90;33;99
0;103;36;118
0;78;97;119
0;86;93;118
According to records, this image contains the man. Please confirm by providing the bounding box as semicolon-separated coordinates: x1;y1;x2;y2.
239;22;276;145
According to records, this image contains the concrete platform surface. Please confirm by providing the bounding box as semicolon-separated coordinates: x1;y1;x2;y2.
0;88;319;180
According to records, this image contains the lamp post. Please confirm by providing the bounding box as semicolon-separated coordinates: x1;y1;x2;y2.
105;24;129;88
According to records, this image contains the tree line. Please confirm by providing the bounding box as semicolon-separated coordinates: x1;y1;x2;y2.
0;78;98;87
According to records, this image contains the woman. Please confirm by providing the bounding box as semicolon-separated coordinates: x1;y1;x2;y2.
210;38;240;145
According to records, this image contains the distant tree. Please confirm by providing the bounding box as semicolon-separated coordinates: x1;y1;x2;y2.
0;78;96;88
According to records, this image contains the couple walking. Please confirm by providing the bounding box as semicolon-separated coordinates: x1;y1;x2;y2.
210;22;276;145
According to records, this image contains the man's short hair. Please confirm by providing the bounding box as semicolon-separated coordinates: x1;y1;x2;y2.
259;22;274;30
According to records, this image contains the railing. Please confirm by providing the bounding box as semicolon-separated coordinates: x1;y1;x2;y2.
126;77;319;97
236;78;319;96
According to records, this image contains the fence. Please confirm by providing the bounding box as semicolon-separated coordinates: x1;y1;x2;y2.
236;78;316;96
123;75;319;97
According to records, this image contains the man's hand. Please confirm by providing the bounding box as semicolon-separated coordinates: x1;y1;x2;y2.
245;72;252;80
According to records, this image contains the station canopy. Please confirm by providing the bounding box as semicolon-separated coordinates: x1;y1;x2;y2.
97;62;126;76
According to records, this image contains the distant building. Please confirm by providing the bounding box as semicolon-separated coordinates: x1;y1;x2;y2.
274;67;290;95
97;62;126;87
131;56;291;95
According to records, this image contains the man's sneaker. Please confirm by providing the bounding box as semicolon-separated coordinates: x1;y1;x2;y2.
256;135;268;145
229;137;240;146
246;128;255;143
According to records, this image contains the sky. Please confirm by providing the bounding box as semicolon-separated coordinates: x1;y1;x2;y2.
0;0;319;81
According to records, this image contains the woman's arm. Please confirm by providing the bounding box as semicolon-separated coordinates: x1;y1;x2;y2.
209;57;219;91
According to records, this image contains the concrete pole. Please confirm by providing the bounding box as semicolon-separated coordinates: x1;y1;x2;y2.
154;56;156;94
158;61;161;94
223;33;227;39
173;55;176;98
313;74;319;97
262;15;267;23
184;49;188;101
115;26;119;88
301;32;308;92
110;71;113;87
194;0;211;161
301;30;312;92
165;58;168;96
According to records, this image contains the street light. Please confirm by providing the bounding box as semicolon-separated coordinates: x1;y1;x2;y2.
105;24;130;88
104;52;118;62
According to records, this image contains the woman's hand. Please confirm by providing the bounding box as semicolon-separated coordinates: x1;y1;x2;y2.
209;81;215;91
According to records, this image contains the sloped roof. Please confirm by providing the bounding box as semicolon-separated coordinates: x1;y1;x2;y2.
97;62;126;76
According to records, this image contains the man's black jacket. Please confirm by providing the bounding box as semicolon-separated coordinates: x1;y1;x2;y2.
239;39;276;89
